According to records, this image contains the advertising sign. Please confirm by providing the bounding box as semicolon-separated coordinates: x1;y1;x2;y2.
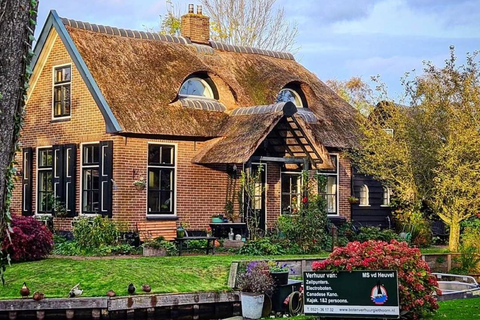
304;270;400;318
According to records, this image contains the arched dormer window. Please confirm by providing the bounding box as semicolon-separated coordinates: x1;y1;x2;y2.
179;77;215;99
276;88;303;108
382;187;391;206
359;184;369;206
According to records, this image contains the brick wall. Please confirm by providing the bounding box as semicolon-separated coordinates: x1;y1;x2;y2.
181;13;210;44
12;29;239;236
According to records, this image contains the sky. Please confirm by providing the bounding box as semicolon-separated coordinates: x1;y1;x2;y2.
35;0;480;100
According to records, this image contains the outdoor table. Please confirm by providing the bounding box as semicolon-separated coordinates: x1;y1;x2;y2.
209;222;248;239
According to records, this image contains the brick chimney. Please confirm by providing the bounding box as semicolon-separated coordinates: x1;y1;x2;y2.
181;4;210;44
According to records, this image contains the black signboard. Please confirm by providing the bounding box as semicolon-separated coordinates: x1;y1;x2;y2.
303;270;400;318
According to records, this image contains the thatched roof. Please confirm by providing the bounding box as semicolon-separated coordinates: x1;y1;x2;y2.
35;11;359;146
192;102;334;169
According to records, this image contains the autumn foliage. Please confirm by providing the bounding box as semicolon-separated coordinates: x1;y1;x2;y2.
3;216;53;262
312;240;439;319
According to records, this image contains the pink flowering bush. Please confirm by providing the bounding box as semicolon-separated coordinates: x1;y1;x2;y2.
312;240;439;319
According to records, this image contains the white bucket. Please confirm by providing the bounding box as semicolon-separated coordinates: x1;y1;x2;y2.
240;292;265;319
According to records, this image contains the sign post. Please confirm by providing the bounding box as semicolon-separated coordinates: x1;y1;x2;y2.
303;270;400;318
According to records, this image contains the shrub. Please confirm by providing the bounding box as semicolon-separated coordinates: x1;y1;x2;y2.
277;173;330;253
142;236;178;256
239;237;286;255
3;216;53;262
355;226;402;243
394;208;432;247
73;216;119;250
236;261;275;294
312;240;439;319
277;206;329;253
53;234;138;256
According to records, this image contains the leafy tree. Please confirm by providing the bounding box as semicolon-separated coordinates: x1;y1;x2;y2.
0;0;39;282
201;0;298;52
326;77;375;116
352;48;480;251
160;0;298;52
159;0;181;36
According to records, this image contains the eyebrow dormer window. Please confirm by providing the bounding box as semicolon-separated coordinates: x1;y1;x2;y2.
179;77;214;98
276;88;303;108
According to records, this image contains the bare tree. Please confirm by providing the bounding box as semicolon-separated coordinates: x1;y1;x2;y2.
200;0;298;52
0;0;39;280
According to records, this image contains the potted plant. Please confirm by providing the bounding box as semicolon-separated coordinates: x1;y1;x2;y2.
142;236;178;256
133;178;146;190
268;261;292;286
348;196;360;204
211;214;223;223
236;261;275;320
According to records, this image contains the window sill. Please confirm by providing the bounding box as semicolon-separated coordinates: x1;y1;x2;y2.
51;117;71;123
146;216;179;221
358;205;371;207
380;205;391;207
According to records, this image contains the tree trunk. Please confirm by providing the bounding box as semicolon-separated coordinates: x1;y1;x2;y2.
0;0;38;239
448;220;460;252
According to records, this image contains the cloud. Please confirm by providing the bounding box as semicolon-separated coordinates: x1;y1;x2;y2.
332;0;480;38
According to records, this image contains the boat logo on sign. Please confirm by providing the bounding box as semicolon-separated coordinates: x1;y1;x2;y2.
371;281;388;305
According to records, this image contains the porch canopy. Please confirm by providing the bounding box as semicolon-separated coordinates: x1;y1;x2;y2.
192;101;334;170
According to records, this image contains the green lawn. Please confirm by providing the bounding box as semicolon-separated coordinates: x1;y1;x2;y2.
1;254;323;299
279;298;480;319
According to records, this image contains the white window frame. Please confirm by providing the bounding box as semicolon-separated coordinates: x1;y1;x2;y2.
318;153;339;216
35;146;53;216
381;186;391;207
51;63;72;120
276;88;303;108
79;142;101;215
359;184;370;206
280;171;303;215
179;77;214;99
146;142;178;217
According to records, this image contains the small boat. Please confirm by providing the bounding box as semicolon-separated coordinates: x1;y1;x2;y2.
433;273;480;301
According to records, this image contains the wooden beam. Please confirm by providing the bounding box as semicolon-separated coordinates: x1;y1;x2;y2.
250;156;305;164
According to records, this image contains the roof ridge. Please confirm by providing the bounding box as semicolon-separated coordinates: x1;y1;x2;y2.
61;17;191;45
209;40;295;61
61;17;294;61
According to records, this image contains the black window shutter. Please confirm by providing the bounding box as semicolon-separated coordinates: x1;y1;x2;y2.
22;148;33;216
64;144;77;217
99;140;113;218
52;145;65;217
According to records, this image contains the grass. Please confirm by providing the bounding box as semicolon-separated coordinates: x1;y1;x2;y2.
272;298;480;319
429;297;480;319
1;254;323;299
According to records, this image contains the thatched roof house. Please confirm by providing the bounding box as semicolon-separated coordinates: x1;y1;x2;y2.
14;7;371;240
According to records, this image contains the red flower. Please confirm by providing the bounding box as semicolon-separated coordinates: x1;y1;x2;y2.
302;196;308;204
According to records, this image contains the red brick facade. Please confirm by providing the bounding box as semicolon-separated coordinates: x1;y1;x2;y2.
12;28;353;240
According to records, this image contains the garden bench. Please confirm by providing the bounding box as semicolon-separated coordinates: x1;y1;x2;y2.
136;221;176;241
175;230;217;255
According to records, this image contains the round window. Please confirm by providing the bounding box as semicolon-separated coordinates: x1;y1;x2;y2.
179;77;214;98
275;88;303;107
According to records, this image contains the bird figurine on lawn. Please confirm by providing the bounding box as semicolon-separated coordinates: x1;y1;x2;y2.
128;283;136;295
69;283;83;298
20;282;30;298
106;290;116;297
141;284;151;293
33;292;45;301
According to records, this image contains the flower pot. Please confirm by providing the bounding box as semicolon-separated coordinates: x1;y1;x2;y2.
270;271;289;286
177;226;185;238
212;217;223;223
142;246;166;257
241;292;264;319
